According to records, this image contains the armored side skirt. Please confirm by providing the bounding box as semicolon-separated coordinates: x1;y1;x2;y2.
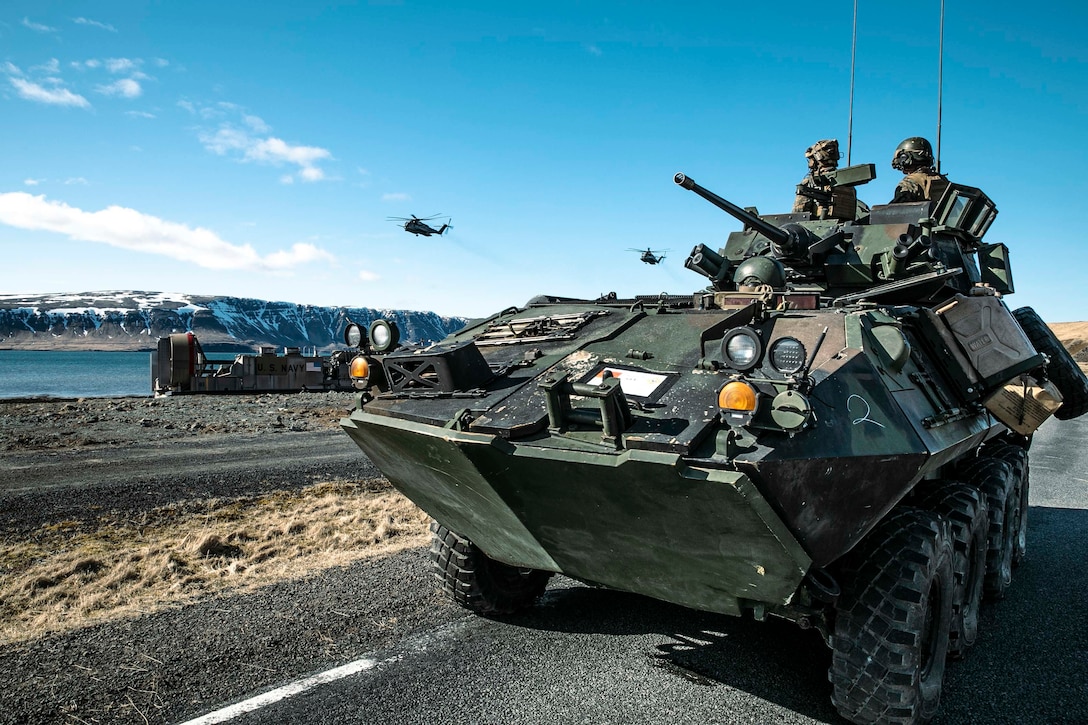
342;411;812;616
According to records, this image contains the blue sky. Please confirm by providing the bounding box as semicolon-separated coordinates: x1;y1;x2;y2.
1;2;1085;321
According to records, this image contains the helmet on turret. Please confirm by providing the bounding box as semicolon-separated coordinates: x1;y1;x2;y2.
805;139;841;173
891;137;935;173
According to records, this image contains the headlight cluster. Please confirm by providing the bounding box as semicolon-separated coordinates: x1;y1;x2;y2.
343;318;400;393
720;327;807;376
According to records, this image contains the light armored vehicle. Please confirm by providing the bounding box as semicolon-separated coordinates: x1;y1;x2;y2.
340;166;1088;723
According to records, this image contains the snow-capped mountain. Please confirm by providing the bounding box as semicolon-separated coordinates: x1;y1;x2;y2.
0;291;467;351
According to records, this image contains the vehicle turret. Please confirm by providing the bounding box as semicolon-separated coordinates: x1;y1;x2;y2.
675;171;1011;308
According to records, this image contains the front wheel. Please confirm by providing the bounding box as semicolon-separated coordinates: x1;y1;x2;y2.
830;508;955;724
429;521;552;615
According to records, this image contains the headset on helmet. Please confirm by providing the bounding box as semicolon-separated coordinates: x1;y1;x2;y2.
891;137;934;172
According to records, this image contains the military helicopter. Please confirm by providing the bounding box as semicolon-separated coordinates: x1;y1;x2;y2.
389;214;452;237
628;247;669;265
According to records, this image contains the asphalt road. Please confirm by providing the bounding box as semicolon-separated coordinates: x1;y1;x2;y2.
180;416;1088;725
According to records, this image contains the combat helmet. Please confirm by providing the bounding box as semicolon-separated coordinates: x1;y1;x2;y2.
805;139;841;172
891;137;934;172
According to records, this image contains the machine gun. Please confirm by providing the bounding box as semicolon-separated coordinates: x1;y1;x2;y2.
794;163;876;206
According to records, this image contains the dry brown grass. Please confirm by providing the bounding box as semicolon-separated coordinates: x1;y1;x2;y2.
0;480;430;644
1050;322;1088;373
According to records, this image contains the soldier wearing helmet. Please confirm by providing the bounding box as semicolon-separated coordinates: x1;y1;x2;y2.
890;136;949;203
793;139;840;215
793;139;864;221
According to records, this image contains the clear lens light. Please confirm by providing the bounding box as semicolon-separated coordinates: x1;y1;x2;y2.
372;323;391;348
346;325;362;347
726;335;758;367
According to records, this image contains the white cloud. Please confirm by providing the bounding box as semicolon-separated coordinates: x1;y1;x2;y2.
243;114;269;133
125;110;156;119
153;58;169;68
23;18;57;33
32;59;61;74
9;78;90;108
105;58;138;73
382;192;411;202
0;193;335;272
23;179;42;186
280;174;295;185
96;78;142;98
73;17;118;33
2;62;23;76
358;269;380;282
64;178;89;185
200;124;332;183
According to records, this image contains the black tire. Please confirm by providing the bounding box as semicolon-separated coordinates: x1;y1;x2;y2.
961;457;1018;598
1012;306;1088;420
912;482;988;659
429;521;552;615
983;441;1029;566
831;508;955;724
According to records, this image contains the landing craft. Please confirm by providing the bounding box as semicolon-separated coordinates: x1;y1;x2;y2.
389;214;452;237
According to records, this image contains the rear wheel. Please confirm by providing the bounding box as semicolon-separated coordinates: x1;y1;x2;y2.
913;482;988;659
429;521;552;615
961;458;1018;598
830;508;955;724
983;441;1030;566
1012;306;1088;420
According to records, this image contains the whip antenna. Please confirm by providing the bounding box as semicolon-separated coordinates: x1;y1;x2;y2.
936;0;945;173
847;0;858;165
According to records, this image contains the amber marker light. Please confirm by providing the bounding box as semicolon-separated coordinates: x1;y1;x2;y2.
718;381;758;412
349;356;370;382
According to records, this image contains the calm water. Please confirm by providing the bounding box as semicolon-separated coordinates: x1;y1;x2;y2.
0;350;155;399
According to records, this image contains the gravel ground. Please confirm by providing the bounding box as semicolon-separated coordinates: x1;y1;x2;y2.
0;392;449;725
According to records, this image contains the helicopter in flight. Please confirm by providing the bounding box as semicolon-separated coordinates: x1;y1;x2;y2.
389;214;452;237
628;247;669;265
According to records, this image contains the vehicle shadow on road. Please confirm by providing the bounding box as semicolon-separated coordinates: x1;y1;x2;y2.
498;505;1088;724
509;583;839;722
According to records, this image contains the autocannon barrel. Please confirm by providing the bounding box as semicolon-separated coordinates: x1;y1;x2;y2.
674;172;790;248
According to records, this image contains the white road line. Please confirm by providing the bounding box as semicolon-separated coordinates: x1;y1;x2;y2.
175;619;469;724
176;656;384;725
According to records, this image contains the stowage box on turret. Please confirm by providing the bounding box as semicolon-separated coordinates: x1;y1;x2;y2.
339;164;1088;724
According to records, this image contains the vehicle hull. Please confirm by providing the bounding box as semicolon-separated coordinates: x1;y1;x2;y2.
342;410;812;616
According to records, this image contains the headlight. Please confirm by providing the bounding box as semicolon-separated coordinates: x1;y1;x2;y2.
721;328;762;371
344;323;364;348
369;319;400;353
769;337;806;374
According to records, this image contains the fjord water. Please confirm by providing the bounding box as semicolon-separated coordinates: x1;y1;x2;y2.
0;350;153;399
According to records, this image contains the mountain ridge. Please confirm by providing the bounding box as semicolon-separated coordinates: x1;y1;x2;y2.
0;291;467;352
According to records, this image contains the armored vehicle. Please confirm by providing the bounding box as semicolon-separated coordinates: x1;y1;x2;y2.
340;167;1088;724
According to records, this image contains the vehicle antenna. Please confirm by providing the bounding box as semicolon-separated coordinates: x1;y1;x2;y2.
936;0;945;173
847;0;858;165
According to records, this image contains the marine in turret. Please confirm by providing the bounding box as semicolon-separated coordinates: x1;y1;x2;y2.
890;136;950;203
